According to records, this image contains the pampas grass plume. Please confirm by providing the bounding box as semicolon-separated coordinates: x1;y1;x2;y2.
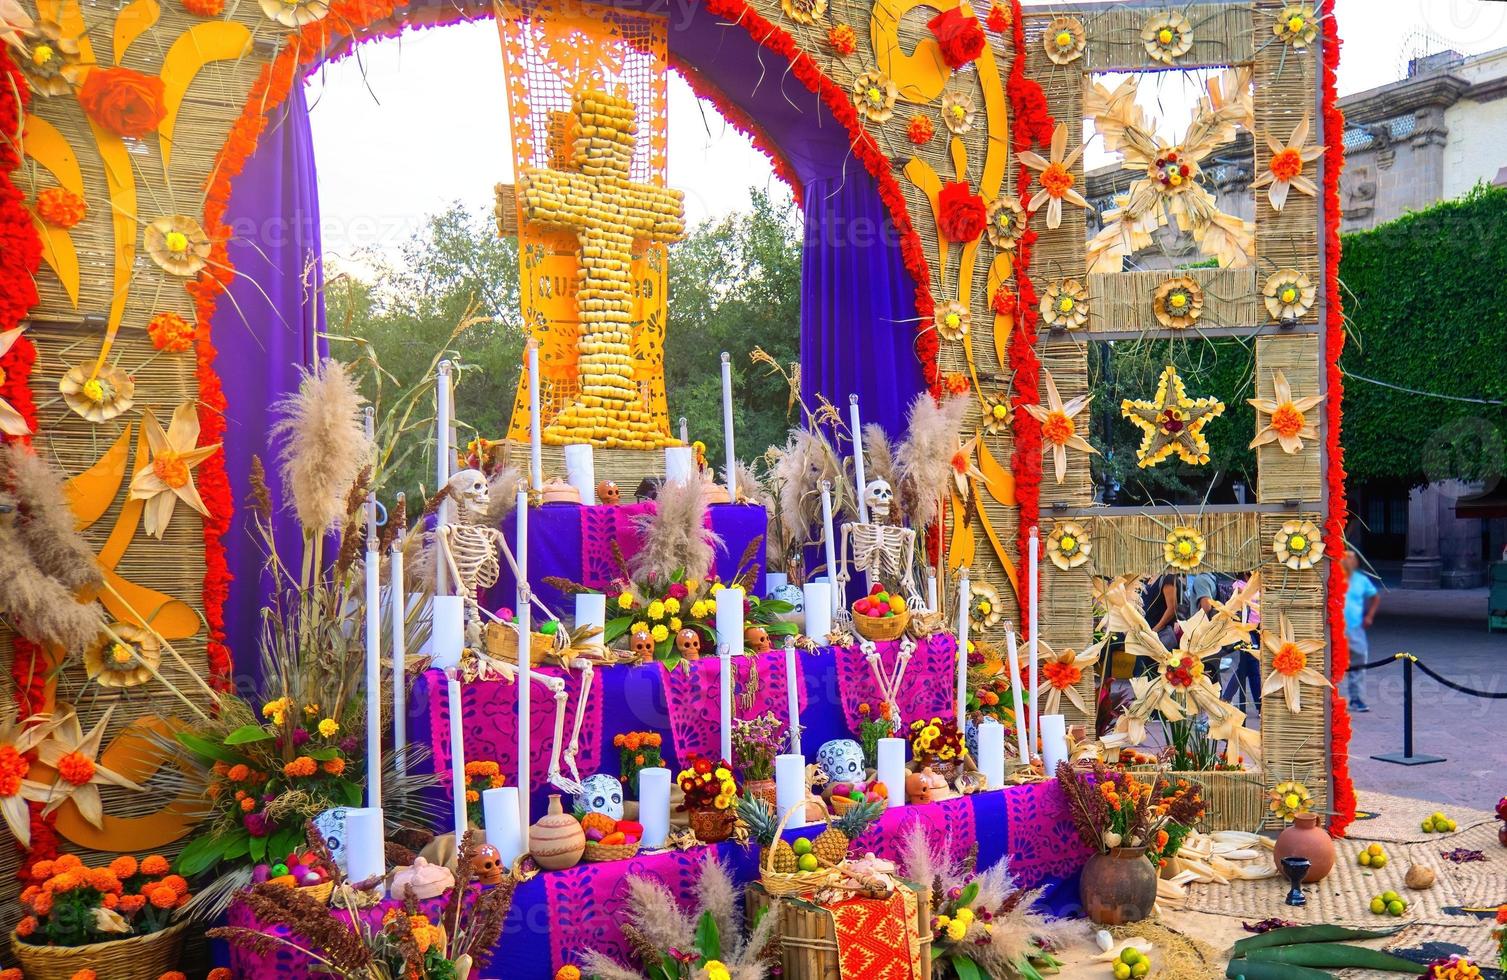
896;393;968;530
630;477;721;583
2;445;100;591
271;358;372;536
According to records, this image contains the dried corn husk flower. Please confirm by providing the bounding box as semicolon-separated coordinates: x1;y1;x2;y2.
781;0;826;26
1142;10;1193;65
1273;519;1323;571
1039;279;1089;331
259;0;328;27
1273;3;1319;49
1153;276;1204;329
1249;370;1324;454
852;70;898;124
144;215;212;277
982;393;1013;435
60;363;135;423
986;195;1027;251
20;20;83;96
934;300;971;341
1164;525;1206;571
1262;268;1315;321
83;623;161;689
1047;520;1090;570
969;580;1004;628
940;90;977;135
1253;113;1324;212
1043;15;1086;64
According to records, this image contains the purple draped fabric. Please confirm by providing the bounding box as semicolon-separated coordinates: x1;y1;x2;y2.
213;83;324;680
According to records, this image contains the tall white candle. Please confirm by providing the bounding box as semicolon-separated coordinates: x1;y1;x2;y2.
435;360;453;595
390;523;407;774
344;806;385;890
715;587;744;762
955;569;970;724
482;786;523;869
430;595;465;671
678;416;689;445
363;410;382;810
563;443;596;505
977;719;1005;789
1004;626;1029;765
720;352;737;502
803;582;831;641
775;752;806;828
575;592;606;639
783;638;802;755
1028;527;1040;758
927;570;939;613
526;338;543;494
848;395;868;524
665;446;694;485
515;489;531;832
1041;714;1069;777
819;481;839;617
637;767;671;848
446;674;467;839
876;737;906;810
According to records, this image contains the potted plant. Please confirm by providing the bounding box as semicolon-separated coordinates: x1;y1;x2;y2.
907;716;968;782
676;754;739;843
612;731;664;798
463;760;506;827
731;712;785;810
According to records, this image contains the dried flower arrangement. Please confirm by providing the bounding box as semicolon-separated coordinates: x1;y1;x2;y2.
1058;762;1198;861
730;713;786;783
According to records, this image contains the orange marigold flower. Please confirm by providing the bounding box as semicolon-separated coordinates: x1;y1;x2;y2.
208;971;233;980
1496;905;1507;924
102;892;119;909
646;733;662;747
1039;161;1075;199
1270;402;1306;439
56;855;83;871
56;750;96;786
212;761;230;776
322;757;346;776
1041;410;1076;446
1270;147;1303;182
282;756;317;778
14;916;36;937
182;0;224;15
118;894;145;913
109;855;138;879
556;968;583;980
31;891;53;915
148;884;178;909
20;885;37;903
69;971;97;980
465;789;480;803
86;868;123;893
146;311;195;353
35;187;87;228
159;973;188;980
943;371;970;396
29;860;55;881
1042;660;1082;690
161;874;189;897
240;796;256;812
1;968;24;980
489;775;505;788
907;114;935;145
827;23;857;56
227;763;251;782
1272;641;1307;676
47;871;81;892
140;855;170;876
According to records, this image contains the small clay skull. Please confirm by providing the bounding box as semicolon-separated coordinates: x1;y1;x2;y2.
630;629;655;662
675;628;702;661
471;843;504;886
596;480;620;506
744;625;771;654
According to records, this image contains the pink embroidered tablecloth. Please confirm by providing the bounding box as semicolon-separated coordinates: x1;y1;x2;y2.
660;649;806;760
833;633;960;731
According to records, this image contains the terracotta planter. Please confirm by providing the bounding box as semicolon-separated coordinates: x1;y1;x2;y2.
746;778;778;812
529;794;586;871
688;807;736;844
1273;812;1335;884
1080;847;1157;925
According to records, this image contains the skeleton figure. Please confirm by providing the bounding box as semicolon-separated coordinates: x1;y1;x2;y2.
835;478;922;621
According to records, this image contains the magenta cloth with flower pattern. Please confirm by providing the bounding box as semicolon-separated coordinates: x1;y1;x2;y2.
834;633;959;730
660;648;807;760
579;502;658;588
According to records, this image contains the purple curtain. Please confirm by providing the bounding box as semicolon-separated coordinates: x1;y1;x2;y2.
213;82;324;683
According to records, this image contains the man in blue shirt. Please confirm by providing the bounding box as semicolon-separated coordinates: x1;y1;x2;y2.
1342;552;1380;713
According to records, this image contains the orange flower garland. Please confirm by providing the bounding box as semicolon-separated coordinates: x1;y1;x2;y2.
35;188;86;228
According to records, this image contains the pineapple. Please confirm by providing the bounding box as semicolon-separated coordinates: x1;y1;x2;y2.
737;792;798;872
812;799;886;866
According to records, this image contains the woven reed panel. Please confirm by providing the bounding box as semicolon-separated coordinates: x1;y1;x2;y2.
1019;11;1086;278
1038;516;1096;729
1257;512;1327;609
1087;267;1259;333
1254;334;1322;502
1035;339;1093;506
1090;511;1264;577
1083;3;1253;71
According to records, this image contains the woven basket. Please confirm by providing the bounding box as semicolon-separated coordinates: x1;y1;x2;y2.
852;608;909;642
583;839;641;863
484;622;558;666
10;921;188;980
298;880;335;905
759;802;853;898
747;881;933;977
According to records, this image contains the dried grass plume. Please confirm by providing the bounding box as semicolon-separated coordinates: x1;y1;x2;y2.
630;477;721;583
271;358;372;536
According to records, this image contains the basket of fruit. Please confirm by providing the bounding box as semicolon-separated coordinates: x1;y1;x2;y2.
485;619;563;667
825;779;889;816
580;812;644;862
740;794;887;898
851;587;909;642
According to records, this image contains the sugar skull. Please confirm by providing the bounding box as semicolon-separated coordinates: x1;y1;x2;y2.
596;480;620;506
574;773;624;822
816;738;865;785
675;628;702;661
744;625;771;654
471;843;504;886
630;629;655;662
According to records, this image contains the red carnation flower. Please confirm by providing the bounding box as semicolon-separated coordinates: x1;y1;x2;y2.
937;181;988;243
77;67;166;139
927;8;987;70
992;288;1017;317
986;3;1010;33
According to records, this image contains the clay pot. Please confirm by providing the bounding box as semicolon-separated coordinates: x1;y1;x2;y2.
1080;846;1158;925
1499;826;1507;848
529;794;586;871
688;807;736;844
1273;812;1336;884
746;778;777;812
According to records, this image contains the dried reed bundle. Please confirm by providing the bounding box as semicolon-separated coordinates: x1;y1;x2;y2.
895;393;968;531
862;422;899;499
629;476;721;584
2;445;100;591
271;358;372;538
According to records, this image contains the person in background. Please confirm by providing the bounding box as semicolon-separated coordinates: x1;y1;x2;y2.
1342;551;1379;713
1182;571;1218;618
1222;573;1262;716
1144;572;1179;650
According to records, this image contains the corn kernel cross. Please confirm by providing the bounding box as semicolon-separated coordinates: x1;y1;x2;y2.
514;89;686;448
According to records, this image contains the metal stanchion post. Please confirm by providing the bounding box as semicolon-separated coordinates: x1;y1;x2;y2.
1371;653;1445;767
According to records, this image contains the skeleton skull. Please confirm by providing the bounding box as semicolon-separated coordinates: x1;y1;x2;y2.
574;773;624;821
630;629;655;662
865;478;894;522
471;843;504;886
744;625;771;654
675;628;702;661
446;468;491;523
596;480;620;506
816;739;866;785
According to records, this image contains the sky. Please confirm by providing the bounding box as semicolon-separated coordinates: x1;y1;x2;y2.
306;0;1507;268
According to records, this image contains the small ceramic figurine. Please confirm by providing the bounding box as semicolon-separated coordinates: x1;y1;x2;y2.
390;856;456;901
574;773;624;822
630;629;655;662
471;843;505;886
675;627;702;661
905;766;947;805
596;480;620;506
744;625;771;654
542;479;581;504
816;739;866;786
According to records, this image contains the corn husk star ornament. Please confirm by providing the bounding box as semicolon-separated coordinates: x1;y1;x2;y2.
0;709;60;847
1121;364;1224;468
31;704;145;828
1273;519;1323;570
1261;613;1331;713
128;403;220;538
1037;637;1104;716
1023;369;1097;485
1249;370;1324;454
1047;520;1090;570
1020;123;1088;230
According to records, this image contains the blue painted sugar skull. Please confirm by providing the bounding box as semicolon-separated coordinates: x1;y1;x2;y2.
312;807;349;872
574;773;624;821
816;739;865;785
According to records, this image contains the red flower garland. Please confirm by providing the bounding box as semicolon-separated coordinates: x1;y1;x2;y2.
937;181;988;242
927;8;987;70
1319;2;1355;837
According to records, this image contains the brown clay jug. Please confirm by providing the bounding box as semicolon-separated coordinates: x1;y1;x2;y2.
1273;811;1335;883
529;794;585;871
1079;846;1157;925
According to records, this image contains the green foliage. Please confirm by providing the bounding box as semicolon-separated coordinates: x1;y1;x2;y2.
1338;183;1507;486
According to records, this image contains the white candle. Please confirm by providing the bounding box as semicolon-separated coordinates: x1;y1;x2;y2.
927;569;938;613
637;767;671;848
783;638;802;755
482;786;524;869
775;753;806;828
1028;527;1040;758
575;592;606;639
955;569;970;725
803;582;831;640
679;416;689;445
563;443;596;505
977;719;1005;790
362;412;381;809
1041;714;1069;777
876;737;907;810
435;361;453;595
848;395;868;524
819;481;839;617
344;806;386;890
526;338;543;494
430;595;465;671
1005;626;1029;765
446;674;467;839
515;489;531;832
390;528;407;774
665;446;694;485
715;587;744;762
720;352;737;502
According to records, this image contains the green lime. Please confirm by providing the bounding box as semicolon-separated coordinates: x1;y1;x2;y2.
1432;811;1447;824
849;790;865;802
1444;819;1457;832
797;853;820;872
1131;961;1150;978
539;620;559;635
1369;897;1386;915
1382;890;1399;903
1386;900;1405;917
1371;855;1387;869
1421;819;1435;832
792;837;812;855
1121;949;1141;966
1113;964;1131;980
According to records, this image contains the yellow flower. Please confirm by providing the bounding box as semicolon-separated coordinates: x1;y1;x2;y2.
936;915;951;928
704;960;731;980
647;600;666;621
663;597;681;615
669;617;683;632
318;718;340;738
651;624;669;643
955;907;974;924
617;592;634;610
947;919;968;941
714;767;731;780
632;621;650;635
690;600;710;619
